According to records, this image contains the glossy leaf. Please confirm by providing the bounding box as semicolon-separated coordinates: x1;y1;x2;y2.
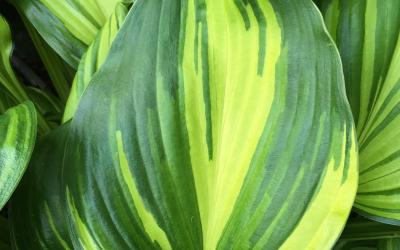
0;102;36;210
63;3;128;122
11;0;358;249
11;0;132;68
321;0;400;224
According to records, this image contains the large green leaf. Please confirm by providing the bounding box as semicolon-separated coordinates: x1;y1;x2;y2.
10;0;358;249
0;102;36;210
11;0;132;68
321;0;400;224
63;3;128;122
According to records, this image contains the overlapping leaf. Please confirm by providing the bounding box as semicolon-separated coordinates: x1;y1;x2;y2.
63;3;128;122
0;102;36;210
321;0;400;224
11;0;358;249
11;0;133;67
10;4;129;246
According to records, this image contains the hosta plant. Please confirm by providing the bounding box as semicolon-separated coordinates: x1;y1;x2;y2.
1;0;399;249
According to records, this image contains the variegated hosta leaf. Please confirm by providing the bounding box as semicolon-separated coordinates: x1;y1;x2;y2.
0;102;36;210
10;0;358;249
321;0;400;224
11;0;133;68
61;0;357;249
63;3;128;122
